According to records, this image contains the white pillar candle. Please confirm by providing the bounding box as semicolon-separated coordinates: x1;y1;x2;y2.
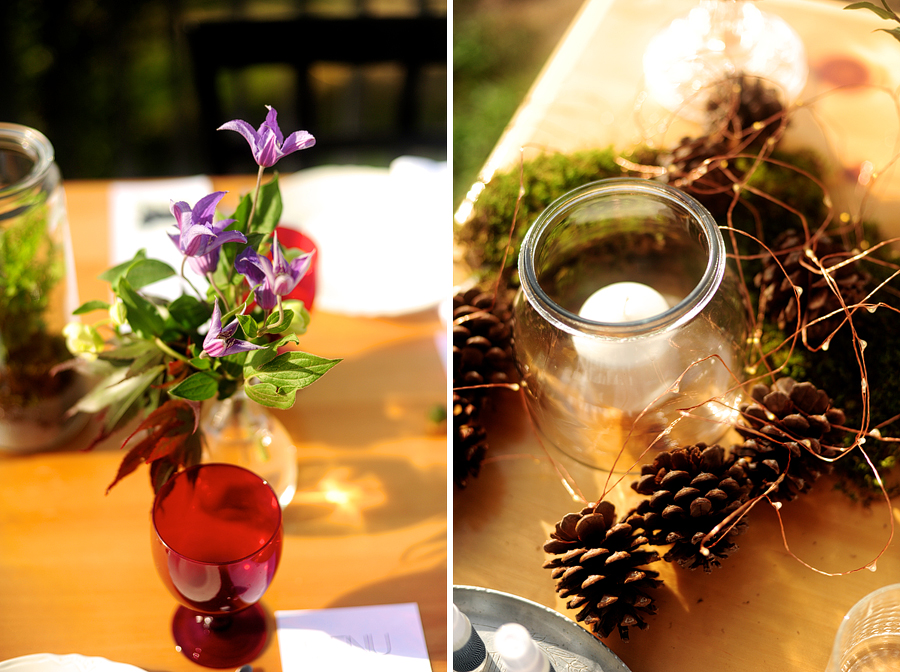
573;281;673;414
578;281;670;323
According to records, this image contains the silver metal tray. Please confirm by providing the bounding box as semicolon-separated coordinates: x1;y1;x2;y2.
453;585;632;672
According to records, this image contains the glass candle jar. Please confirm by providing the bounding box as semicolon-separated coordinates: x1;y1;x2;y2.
642;0;807;122
0;123;85;452
513;178;748;469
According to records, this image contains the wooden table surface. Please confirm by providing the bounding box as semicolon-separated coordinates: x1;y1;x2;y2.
0;176;448;671
454;1;900;671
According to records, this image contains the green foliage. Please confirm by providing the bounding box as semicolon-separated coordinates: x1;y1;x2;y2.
845;2;900;44
455;147;629;279
453;14;547;207
0;202;64;355
71;173;339;489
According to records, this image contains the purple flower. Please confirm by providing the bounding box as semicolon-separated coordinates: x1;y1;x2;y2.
234;232;314;311
218;106;315;168
203;300;265;358
169;192;247;275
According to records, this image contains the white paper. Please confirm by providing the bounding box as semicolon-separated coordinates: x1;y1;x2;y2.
108;175;215;301
275;603;432;672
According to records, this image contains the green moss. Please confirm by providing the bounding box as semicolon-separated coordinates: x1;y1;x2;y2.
455;147;631;278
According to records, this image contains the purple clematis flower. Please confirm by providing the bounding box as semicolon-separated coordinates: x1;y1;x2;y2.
218;106;315;168
234;232;314;311
203;299;265;358
169;191;247;275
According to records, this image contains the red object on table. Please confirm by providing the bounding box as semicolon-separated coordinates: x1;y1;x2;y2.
275;225;318;311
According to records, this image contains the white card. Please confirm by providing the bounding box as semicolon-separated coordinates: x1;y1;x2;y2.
275;603;433;671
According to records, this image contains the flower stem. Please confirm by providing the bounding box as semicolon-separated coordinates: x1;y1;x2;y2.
206;272;229;309
180;256;205;300
259;297;285;336
247;164;265;231
154;336;191;363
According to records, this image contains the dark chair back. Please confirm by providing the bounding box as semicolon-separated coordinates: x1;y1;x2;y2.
185;15;447;173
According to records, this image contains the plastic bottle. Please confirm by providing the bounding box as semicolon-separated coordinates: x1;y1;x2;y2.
493;622;552;672
453;604;487;672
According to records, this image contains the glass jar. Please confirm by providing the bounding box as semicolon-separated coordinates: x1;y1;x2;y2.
0;123;85;452
642;0;807;122
513;178;748;470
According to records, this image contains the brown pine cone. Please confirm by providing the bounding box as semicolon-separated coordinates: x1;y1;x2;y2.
628;444;753;572
543;500;661;642
756;230;870;347
453;392;487;489
734;377;848;501
661;75;784;211
452;286;516;389
451;285;517;487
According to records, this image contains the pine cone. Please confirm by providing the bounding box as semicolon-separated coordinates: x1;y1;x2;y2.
543;500;661;641
734;377;848;501
453;392;487;489
452;286;516;389
661;75;784;211
628;444;753;572
451;286;517;487
756;230;870;347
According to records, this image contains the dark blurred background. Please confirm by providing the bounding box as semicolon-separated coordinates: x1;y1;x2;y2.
0;0;447;179
452;0;582;207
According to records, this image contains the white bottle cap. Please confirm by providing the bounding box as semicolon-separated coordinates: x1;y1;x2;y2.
453;604;473;650
494;623;549;672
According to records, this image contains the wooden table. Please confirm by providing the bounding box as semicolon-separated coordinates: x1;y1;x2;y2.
0;177;448;671
454;1;900;671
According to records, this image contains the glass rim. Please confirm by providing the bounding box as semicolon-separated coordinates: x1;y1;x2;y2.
518;177;726;338
151;462;283;566
0;123;56;198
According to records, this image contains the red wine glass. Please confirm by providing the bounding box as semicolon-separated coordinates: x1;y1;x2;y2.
151;463;283;668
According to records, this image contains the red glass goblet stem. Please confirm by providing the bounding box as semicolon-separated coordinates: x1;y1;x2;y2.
151;463;283;668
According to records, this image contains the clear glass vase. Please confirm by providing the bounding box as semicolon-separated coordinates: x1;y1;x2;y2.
202;389;299;508
642;0;807;122
512;178;749;470
0;123;87;452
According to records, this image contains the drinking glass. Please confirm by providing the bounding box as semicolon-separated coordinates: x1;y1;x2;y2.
151;463;283;668
827;584;900;672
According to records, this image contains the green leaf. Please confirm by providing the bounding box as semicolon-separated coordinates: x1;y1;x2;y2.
247;350;341;394
244;344;280;372
116;277;166;338
264;308;293;334
99;249;147;285
168;294;212;331
282;300;310;335
73;299;111;315
236;313;260;339
125;258;176;289
251;174;282;236
168;372;219;401
70;364;165;414
244;381;296;409
98;339;158;362
875;26;900;43
189;356;211;371
126;348;164;378
844;2;896;20
245;232;267;255
229;194;253;236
